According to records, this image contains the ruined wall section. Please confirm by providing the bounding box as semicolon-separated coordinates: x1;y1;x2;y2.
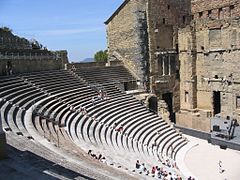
106;0;148;82
177;10;240;131
0;59;62;76
178;25;197;110
177;24;209;131
196;19;240;118
54;50;69;65
147;0;191;76
191;0;240;20
147;0;191;114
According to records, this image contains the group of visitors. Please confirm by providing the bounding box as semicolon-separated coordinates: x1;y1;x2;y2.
115;124;124;133
135;159;183;179
97;89;108;100
79;106;88;115
69;105;88;115
218;160;225;174
91;89;109;107
87;150;106;163
106;122;124;134
160;157;174;168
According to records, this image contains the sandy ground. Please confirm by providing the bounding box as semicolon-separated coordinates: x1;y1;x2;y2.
184;135;240;180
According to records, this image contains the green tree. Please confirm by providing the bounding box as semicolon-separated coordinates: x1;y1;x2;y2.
94;50;108;62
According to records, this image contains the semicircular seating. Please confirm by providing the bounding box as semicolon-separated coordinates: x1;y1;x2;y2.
0;66;189;178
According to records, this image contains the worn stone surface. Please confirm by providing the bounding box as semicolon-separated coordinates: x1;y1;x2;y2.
106;0;148;83
107;0;240;132
0;59;62;76
106;0;191;118
3;132;137;180
177;1;240;132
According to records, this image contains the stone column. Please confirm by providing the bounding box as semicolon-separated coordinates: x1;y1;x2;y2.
0;116;7;159
162;56;165;76
168;55;171;75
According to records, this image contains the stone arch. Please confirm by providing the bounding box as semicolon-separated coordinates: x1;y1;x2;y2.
146;94;158;113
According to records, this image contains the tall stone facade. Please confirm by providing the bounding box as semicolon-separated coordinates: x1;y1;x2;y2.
105;0;190;123
106;0;240;132
177;0;240;131
146;0;190;122
105;0;148;83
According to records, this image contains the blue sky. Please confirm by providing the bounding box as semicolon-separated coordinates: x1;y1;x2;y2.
0;0;123;62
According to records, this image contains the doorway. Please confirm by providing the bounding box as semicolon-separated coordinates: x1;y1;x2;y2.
162;93;176;123
148;96;158;113
6;61;13;75
213;91;221;115
123;82;128;91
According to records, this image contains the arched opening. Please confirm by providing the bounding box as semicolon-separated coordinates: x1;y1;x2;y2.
123;82;128;91
162;92;176;123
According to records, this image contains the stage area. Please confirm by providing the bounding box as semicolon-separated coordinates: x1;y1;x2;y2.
185;135;240;180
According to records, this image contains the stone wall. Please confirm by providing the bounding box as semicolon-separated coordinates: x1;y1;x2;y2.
106;0;148;83
0;59;62;76
147;0;190;76
67;62;107;69
177;12;240;132
106;0;240;130
146;0;191;114
191;0;240;18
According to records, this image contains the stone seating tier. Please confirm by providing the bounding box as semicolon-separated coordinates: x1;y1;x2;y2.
0;69;188;178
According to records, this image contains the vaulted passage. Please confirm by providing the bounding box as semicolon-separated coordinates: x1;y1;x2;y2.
162;93;175;123
213;91;221;115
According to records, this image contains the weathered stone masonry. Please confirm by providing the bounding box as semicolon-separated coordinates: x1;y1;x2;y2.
105;0;148;83
146;0;190;121
177;0;240;131
106;0;240;132
106;0;190;123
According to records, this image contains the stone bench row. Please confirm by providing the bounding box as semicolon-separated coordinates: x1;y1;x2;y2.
0;70;187;178
62;84;187;163
62;85;183;172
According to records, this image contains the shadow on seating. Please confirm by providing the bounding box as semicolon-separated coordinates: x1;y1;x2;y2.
0;144;94;180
